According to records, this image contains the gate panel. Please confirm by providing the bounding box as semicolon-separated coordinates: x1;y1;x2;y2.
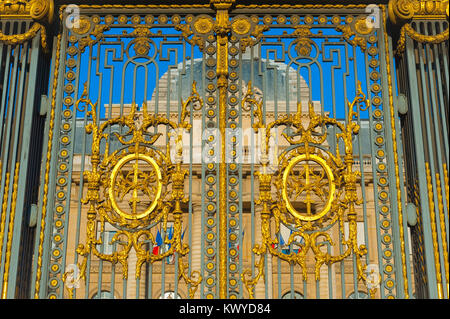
0;19;50;298
30;2;414;300
227;6;411;299
31;6;224;299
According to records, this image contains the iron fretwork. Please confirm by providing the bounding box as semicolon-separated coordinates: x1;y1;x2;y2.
64;82;204;298
241;81;378;298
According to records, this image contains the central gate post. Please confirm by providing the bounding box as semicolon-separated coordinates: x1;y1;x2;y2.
210;0;234;299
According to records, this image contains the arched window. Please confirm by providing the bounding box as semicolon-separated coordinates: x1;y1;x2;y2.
281;291;304;299
347;291;369;299
91;290;114;299
159;291;182;299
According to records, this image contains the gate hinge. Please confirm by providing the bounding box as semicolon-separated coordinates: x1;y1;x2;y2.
396;94;408;115
40;94;49;116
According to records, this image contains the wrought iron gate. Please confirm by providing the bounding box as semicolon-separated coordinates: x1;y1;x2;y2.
0;0;448;300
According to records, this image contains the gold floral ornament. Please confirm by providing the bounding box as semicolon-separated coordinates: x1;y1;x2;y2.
129;26;154;56
292;25;314;57
65;81;203;298
174;14;214;51
175;13;268;53
335;16;374;52
231;15;269;53
71;15;114;53
0;0;54;50
241;81;376;298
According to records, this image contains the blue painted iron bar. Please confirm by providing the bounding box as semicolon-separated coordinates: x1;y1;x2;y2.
103;46;118;300
404;35;438;298
391;21;414;300
39;28;68;299
379;18;406;298
428;23;449;166
262;57;268;300
343;42;350;123
71;35;88;300
364;34;385;299
94;40;107;300
83;41;96;299
359;41;371;267
436;22;449;109
351;44;360;299
1;22;26;298
199;54;207;301
430;21;449;169
421;28;447;299
339;40;350;300
59;35;82;300
161;61;171;299
5;23;34;298
0;22;12;154
0;35;19;293
249;44;255;298
186;43;195;299
0;25;20;289
237;47;244;299
431;21;450;265
174;47;185;300
30;31;59;297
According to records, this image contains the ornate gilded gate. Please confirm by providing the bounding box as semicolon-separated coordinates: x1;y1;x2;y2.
0;0;448;300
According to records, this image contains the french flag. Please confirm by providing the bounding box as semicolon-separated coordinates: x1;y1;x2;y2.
152;229;162;255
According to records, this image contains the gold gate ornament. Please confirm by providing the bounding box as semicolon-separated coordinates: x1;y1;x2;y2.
241;81;375;298
63;82;204;298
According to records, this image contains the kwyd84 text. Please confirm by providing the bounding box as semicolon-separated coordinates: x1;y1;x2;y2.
178;303;271;316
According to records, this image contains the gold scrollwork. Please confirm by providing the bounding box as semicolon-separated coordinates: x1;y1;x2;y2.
241;81;374;298
0;0;53;49
231;15;269;53
73;16;113;53
389;0;449;23
292;25;314;56
335;16;374;52
65;81;203;298
388;0;449;55
175;12;268;54
175;15;214;51
396;22;449;55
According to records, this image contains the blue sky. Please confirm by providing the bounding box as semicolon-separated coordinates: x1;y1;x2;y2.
66;24;383;121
